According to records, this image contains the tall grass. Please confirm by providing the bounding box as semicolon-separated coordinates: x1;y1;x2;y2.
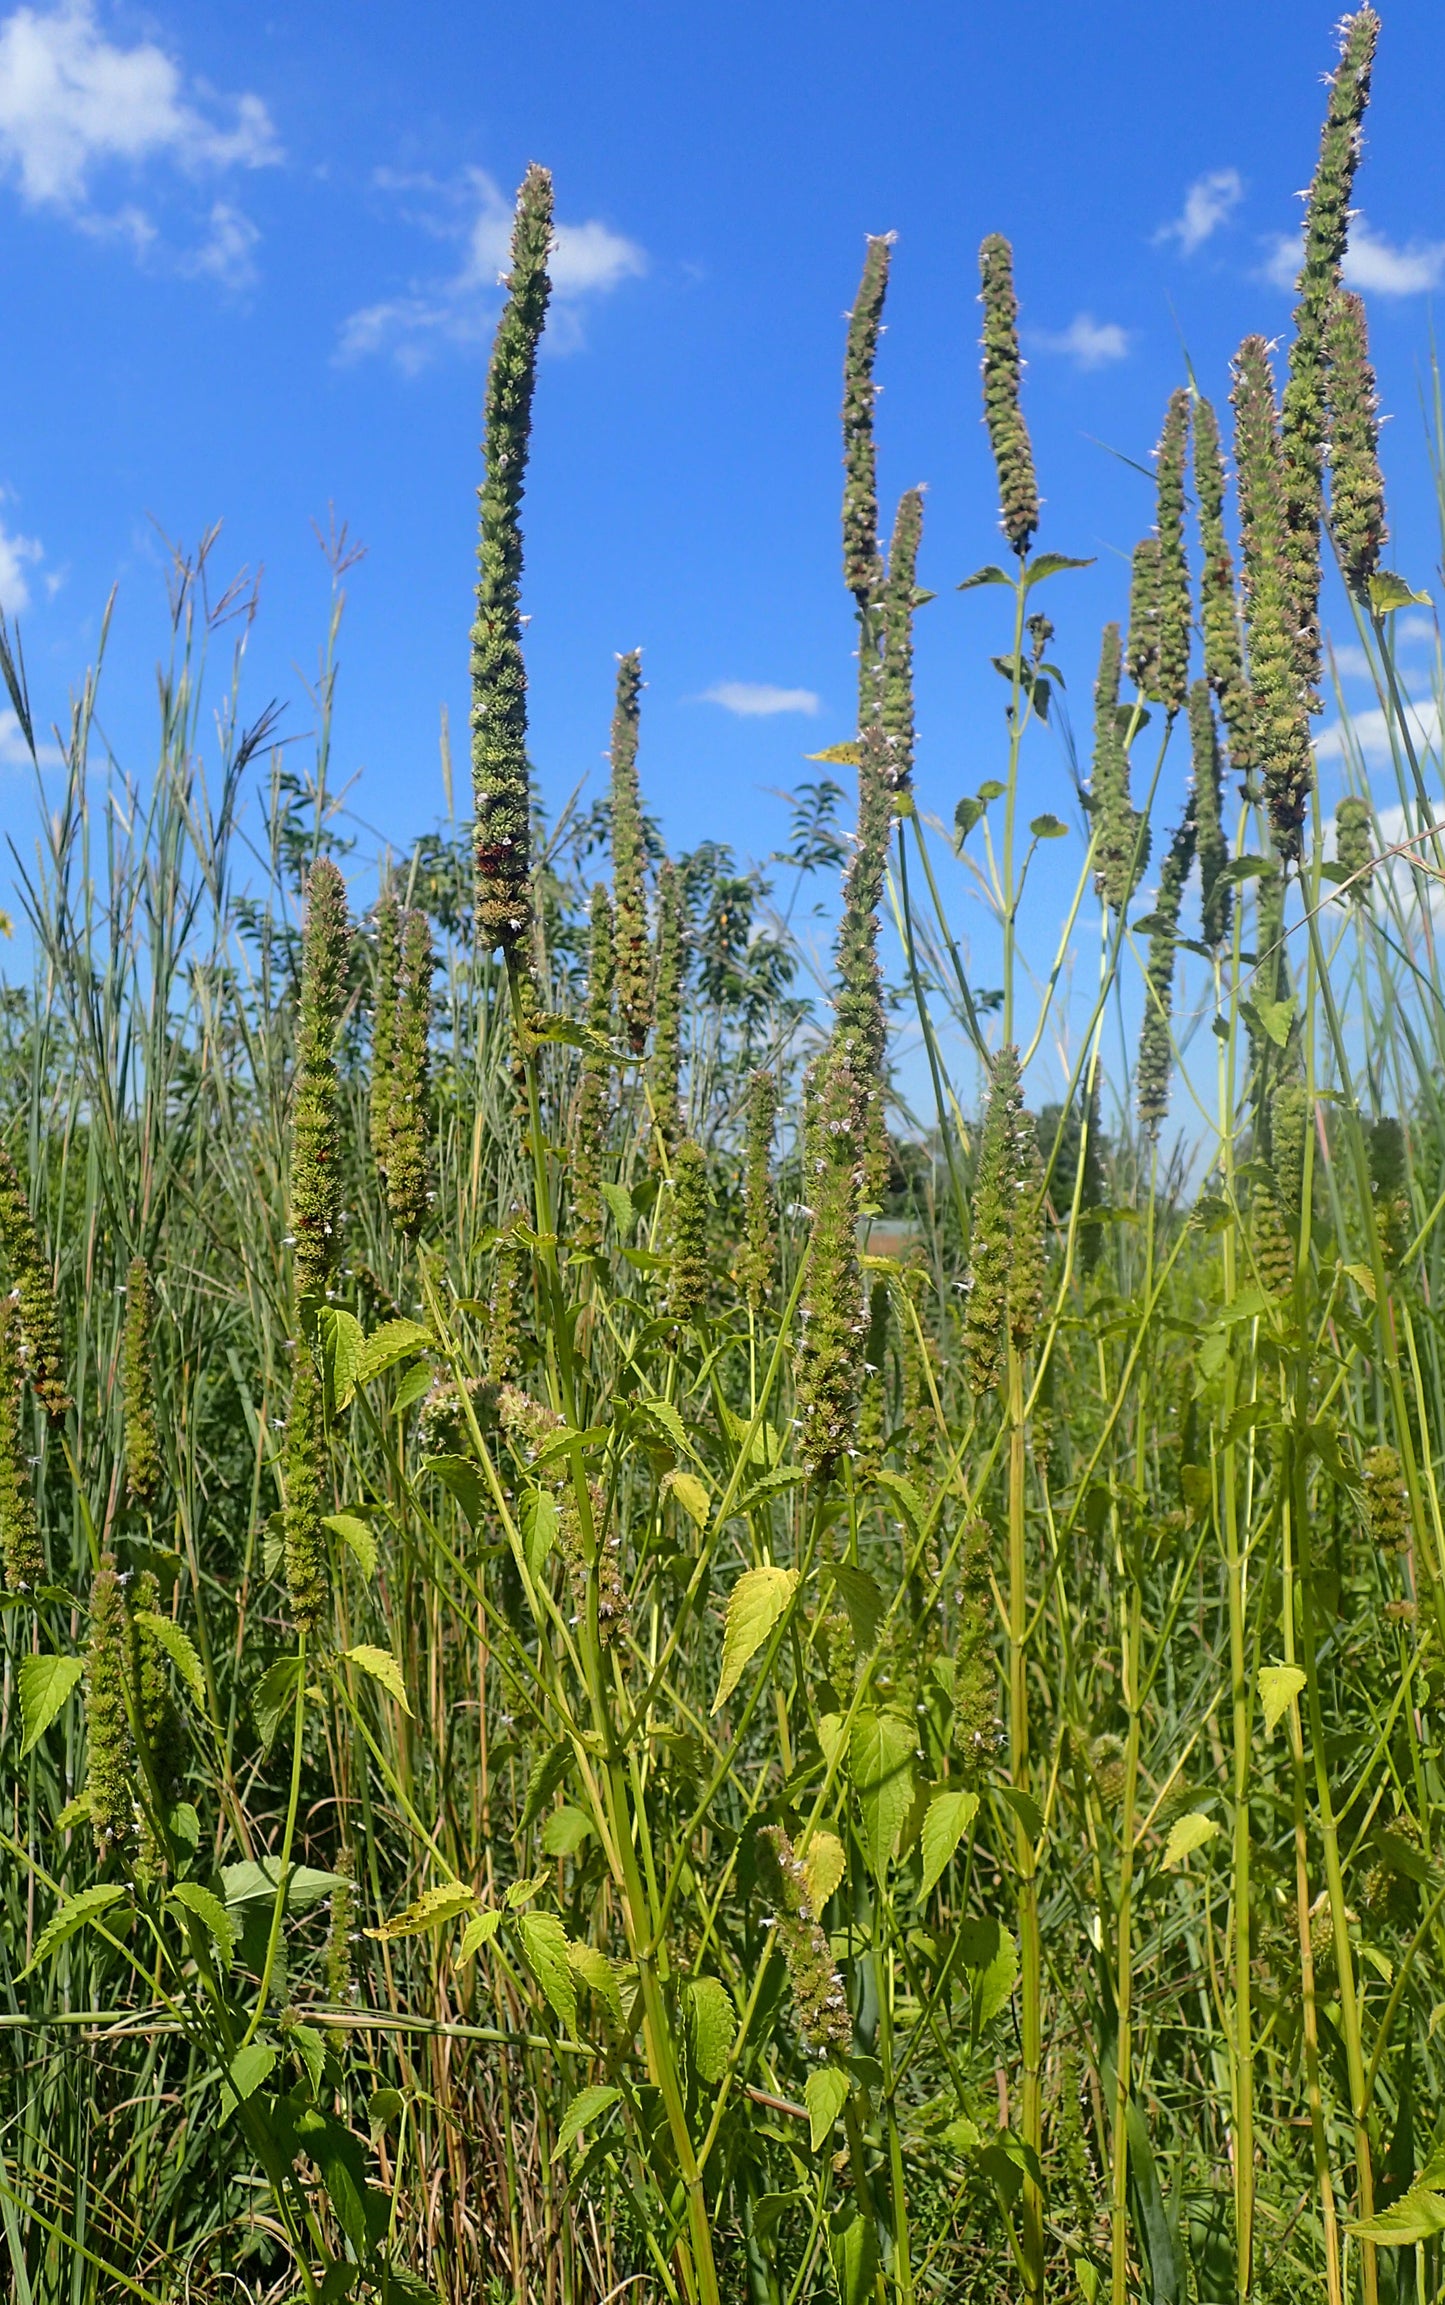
5;9;1445;2301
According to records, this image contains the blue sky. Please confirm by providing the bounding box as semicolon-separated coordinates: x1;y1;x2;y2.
0;0;1441;1097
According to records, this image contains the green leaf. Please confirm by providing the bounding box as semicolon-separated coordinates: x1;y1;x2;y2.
954;795;984;841
518;1910;577;2032
23;1883;127;1977
224;2039;277;2110
711;1565;799;1713
664;1471;711;1529
365;1880;476;1941
801;1829;846;1911
221;1858;346;1912
567;1939;624;2024
323;1513;377;1579
685;1976;736;2083
18;1654;83;1757
458;1908;501;1959
168;1881;237;1970
1258;1663;1306;1735
393;1360;434;1414
958;1916;1018;2031
1350;2186;1445;2244
290;2022;327;2099
1023;552;1095;589
830;1562;886;1653
731;1465;804;1517
251;1656;303;1747
317;1307;365;1412
805;2065;850;2152
355;1319;433;1386
919;1787;980;1897
553;2083;621;2159
522;1739;572;1831
1029;813;1069;840
522;1487;560;1577
1252;992;1296;1048
849;1708;916;1880
641;1396;701;1463
957;564;1013;592
830;2199;880;2305
598;1181;635;1237
422;1454;486;1525
1163;1811;1220;1868
133;1611;206;1704
541;1804;594;1858
873;1466;925;1534
341;1644;412;1715
1369;569;1432;614
977;779;1007;803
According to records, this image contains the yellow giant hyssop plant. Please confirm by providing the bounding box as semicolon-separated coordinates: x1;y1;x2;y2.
9;8;1445;2302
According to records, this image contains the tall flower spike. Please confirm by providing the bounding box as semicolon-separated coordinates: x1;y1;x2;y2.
793;1048;867;1476
123;1255;162;1511
486;1233;524;1386
742;1068;778;1315
1154;389;1192;716
979;234;1039;557
283;1350;328;1637
1125;539;1161;699
291;858;350;1315
881;487;924;804
1136;805;1197;1141
834;723;892;1207
1336;794;1373;893
369;888;401;1185
759;1826;852;2053
609;651;652;1055
472;164;553;959
1281;8;1380;695
0;1142;69;1421
0;1297;42;1591
649;861;684;1161
132;1566;184;1878
841;235;891;611
1089;623;1149;912
86;1553;135;1857
572;882;615;1252
962;1045;1044;1394
1190;681;1231;951
1232;337;1313;860
668;1141;711;1323
385;909;433;1237
1193;394;1257;778
1325;289;1387;600
1270;1072;1310;1223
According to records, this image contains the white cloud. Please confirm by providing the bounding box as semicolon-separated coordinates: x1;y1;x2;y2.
0;3;277;273
0;515;42;612
1327;641;1373;681
179;199;260;292
1031;313;1130;371
1155;167;1243;256
1314;693;1441;768
339;167;646;370
1265;213;1445;297
701;682;821;718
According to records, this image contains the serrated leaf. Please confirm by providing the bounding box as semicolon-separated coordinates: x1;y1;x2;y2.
919;1787;980;1897
226;2039;277;2107
541;1804;594;1857
458;1908;501;1959
518;1910;577;2032
830;1563;885;1653
341;1644;412;1716
663;1471;710;1529
133;1611;206;1703
1253;992;1296;1048
522;1737;572;1831
554;2083;621;2159
365;1879;476;1941
801;1830;846;1912
958;564;1013;592
422;1454;486;1525
18;1654;83;1757
251;1655;303;1747
168;1880;237;1970
22;1883;128;1977
221;1858;346;1911
1345;1261;1377;1302
505;1872;549;1910
731;1465;804;1517
685;1976;736;2082
711;1565;799;1713
1163;1811;1220;1868
53;1789;92;1831
830;2200;880;2305
641;1396;700;1464
567;1939;624;2024
805;2065;850;2152
1350;2186;1445;2244
522;1487;560;1577
393;1360;434;1413
1023;551;1095;589
323;1513;377;1579
318;1307;365;1412
1029;813;1069;840
1369;569;1432;614
355;1319;433;1386
598;1181;635;1238
849;1708;916;1880
959;1916;1018;2030
1258;1663;1306;1735
290;2022;326;2098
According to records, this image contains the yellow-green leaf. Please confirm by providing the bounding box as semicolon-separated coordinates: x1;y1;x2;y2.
801;1830;846;1912
567;1939;624;2025
458;1909;501;1960
18;1655;83;1757
1258;1663;1307;1736
23;1883;128;1978
553;2082;621;2159
1163;1811;1220;1868
664;1470;710;1529
685;1975;736;2082
711;1566;799;1714
133;1611;206;1704
323;1513;378;1579
168;1880;236;1969
805;2065;850;2152
341;1644;412;1716
518;1910;577;2032
919;1787;980;1897
850;1708;916;1880
365;1880;476;1942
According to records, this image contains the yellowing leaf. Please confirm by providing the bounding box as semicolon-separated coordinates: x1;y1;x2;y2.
1350;2185;1445;2245
1258;1663;1307;1736
355;1319;433;1387
711;1566;799;1714
664;1471;711;1529
919;1787;980;1897
800;1830;846;1912
1163;1811;1221;1869
365;1880;476;1942
341;1644;412;1716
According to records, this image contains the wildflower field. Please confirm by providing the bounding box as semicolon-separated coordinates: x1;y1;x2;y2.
7;7;1445;2300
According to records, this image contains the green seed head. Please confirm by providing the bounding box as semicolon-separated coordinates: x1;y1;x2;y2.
649;860;685;1162
132;1567;185;1815
1335;794;1374;893
86;1552;136;1858
1368;1114;1409;1266
793;1047;866;1475
609;650;653;1055
1090;623;1150;912
667;1140;712;1324
1190;680;1231;950
324;1851;357;2005
1154;389;1193;716
742;1068;778;1315
291;858;350;1316
1325;288;1388;599
841;235;892;606
1193;394;1257;776
1136;805;1197;1141
369;887;401;1183
1269;1072;1311;1221
572;882;615;1253
1232;337;1313;860
834;724;892;1207
283;1349;329;1637
473;164;553;957
0;1295;42;1592
385;908;433;1238
952;1518;1001;1779
0;1141;70;1422
123;1255;162;1511
486;1232;525;1387
1125;539;1162;699
1362;1443;1409;1554
979;234;1039;557
881;487;924;802
963;1045;1045;1393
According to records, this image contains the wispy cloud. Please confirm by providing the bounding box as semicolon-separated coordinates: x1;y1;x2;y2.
339;167;646;371
1314;694;1441;768
0;514;43;613
0;2;278;277
1155;167;1243;256
1264;213;1445;296
1031;313;1130;371
700;682;820;718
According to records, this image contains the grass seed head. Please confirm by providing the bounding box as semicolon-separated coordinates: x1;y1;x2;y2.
291;858;350;1315
283;1349;329;1637
1193;393;1258;776
609;651;652;1055
0;1142;70;1423
385;908;434;1238
0;1295;42;1592
86;1552;136;1858
1325;287;1388;599
978;233;1038;557
841;235;891;606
